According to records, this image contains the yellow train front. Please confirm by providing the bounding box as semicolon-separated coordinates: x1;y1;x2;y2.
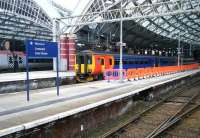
75;50;114;81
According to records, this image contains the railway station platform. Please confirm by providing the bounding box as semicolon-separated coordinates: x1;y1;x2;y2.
0;68;200;137
0;71;76;94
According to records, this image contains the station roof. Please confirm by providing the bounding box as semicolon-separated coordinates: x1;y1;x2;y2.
0;0;53;41
0;0;199;50
0;0;87;42
75;0;200;48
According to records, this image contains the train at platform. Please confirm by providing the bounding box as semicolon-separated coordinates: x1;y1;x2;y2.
0;49;196;80
0;50;52;72
75;50;196;81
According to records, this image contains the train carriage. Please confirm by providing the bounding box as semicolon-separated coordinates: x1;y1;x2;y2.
75;50;178;81
113;54;156;69
0;49;196;81
75;50;114;81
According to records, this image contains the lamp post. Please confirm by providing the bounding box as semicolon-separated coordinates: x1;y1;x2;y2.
177;31;189;66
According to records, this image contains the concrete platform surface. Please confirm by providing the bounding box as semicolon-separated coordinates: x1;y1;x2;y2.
0;71;76;82
0;69;199;136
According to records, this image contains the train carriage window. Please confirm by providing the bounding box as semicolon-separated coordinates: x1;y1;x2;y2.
19;57;23;64
135;61;138;64
76;55;80;64
129;61;134;64
101;59;104;65
87;55;92;64
162;61;168;64
80;56;84;64
115;60;119;65
109;59;112;65
9;56;13;63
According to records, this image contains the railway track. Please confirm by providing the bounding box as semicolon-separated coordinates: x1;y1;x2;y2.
101;81;200;138
160;106;200;138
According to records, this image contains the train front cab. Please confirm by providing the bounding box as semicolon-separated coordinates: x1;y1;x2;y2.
92;54;114;80
75;53;93;81
75;52;114;81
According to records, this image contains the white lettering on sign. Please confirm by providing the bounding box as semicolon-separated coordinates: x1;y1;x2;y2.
34;42;45;46
35;47;48;56
35;47;45;51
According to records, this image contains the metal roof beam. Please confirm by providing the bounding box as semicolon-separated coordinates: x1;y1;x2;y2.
60;0;200;29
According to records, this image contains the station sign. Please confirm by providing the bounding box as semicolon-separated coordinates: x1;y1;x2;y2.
116;42;126;47
26;40;58;58
25;40;59;101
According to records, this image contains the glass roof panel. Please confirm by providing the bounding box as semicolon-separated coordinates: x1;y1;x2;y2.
0;0;52;41
141;20;150;27
137;0;146;4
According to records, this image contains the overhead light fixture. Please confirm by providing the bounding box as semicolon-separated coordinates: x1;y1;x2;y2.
105;0;113;6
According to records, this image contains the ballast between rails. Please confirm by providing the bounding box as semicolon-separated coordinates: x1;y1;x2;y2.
104;63;199;80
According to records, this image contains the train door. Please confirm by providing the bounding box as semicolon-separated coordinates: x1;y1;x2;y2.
84;55;88;74
78;54;92;75
18;56;23;69
100;57;105;72
76;54;81;74
79;55;85;74
105;56;114;69
13;54;19;72
87;55;92;73
7;53;19;72
7;53;13;70
93;55;101;74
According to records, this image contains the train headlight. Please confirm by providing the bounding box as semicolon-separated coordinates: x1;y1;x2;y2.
88;69;92;73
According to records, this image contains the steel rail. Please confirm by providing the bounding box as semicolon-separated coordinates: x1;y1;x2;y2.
149;104;200;138
100;80;200;138
146;87;200;138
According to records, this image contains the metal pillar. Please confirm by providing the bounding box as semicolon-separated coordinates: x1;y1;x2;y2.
181;45;183;65
177;33;181;66
53;18;60;71
189;44;192;57
107;35;109;49
119;1;123;82
88;32;90;43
